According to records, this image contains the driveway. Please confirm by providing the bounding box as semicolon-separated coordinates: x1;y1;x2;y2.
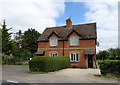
2;65;119;83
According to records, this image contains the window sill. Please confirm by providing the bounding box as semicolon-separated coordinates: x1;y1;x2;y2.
70;45;79;47
49;45;58;47
70;61;79;63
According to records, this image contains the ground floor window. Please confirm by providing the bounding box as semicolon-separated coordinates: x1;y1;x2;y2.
50;52;58;57
70;52;79;62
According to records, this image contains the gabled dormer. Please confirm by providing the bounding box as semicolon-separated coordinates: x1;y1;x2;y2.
48;31;59;46
67;30;81;46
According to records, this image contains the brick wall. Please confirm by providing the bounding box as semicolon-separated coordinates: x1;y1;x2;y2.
38;32;96;68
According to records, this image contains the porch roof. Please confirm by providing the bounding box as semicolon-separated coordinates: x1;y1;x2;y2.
35;49;45;55
85;49;95;54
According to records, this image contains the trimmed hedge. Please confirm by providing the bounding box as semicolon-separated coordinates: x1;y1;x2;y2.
98;60;120;75
29;56;70;72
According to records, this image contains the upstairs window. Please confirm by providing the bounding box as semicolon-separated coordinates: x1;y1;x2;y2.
50;37;58;46
70;36;79;46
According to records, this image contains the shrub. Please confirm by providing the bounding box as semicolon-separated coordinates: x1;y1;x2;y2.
1;53;23;65
29;56;70;72
98;60;120;75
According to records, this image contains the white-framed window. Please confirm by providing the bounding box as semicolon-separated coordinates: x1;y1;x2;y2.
50;52;58;57
70;36;79;46
70;52;79;62
50;37;58;46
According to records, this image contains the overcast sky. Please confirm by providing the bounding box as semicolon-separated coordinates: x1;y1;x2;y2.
0;0;119;52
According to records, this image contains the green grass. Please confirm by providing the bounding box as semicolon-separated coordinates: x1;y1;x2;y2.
17;61;29;65
21;61;29;65
95;73;120;80
102;73;120;79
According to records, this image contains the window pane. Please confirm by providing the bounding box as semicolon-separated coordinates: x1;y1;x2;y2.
50;52;58;57
50;53;52;56
70;53;79;62
55;38;57;46
55;53;57;56
70;37;72;45
70;36;78;46
76;54;78;61
71;54;73;61
50;38;57;46
74;54;76;61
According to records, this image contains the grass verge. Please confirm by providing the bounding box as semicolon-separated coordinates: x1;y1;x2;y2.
103;73;120;79
95;73;120;80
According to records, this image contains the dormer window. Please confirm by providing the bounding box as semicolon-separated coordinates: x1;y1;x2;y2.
70;36;79;46
50;37;58;46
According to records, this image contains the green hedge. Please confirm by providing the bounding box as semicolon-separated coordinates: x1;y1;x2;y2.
29;56;70;72
98;60;120;75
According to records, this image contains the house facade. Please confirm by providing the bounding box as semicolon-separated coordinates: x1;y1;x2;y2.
36;18;97;69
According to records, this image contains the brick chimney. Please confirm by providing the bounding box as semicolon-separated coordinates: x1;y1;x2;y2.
66;17;72;28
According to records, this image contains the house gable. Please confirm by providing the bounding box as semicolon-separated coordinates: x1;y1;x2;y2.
48;31;60;39
67;29;81;38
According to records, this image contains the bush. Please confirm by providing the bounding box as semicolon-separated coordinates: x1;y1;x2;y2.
1;53;23;65
29;56;70;72
98;60;120;75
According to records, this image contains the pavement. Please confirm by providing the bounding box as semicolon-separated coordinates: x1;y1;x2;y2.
1;65;120;83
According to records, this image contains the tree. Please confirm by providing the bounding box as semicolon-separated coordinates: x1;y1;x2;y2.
1;20;12;55
0;28;2;53
23;28;40;53
14;30;24;48
108;48;118;60
97;50;109;60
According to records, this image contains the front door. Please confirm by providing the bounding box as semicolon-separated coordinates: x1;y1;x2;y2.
88;55;93;68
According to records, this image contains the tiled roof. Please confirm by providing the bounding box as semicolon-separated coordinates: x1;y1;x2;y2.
37;22;97;41
85;49;96;54
35;49;45;55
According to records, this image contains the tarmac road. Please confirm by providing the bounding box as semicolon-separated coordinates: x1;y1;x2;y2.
1;65;119;83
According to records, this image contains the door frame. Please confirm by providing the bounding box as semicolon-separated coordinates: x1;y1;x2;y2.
86;54;94;68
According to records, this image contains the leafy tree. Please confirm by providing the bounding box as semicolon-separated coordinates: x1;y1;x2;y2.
97;48;120;60
11;40;21;57
23;28;40;53
0;29;1;64
116;48;120;59
108;48;118;60
1;20;12;55
97;50;109;60
14;30;24;49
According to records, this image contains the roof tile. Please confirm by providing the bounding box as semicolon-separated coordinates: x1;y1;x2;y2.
37;22;97;41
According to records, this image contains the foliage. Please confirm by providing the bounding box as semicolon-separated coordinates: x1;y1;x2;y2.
108;48;120;60
2;53;13;64
0;29;1;64
97;50;109;60
29;56;70;72
0;20;41;65
23;28;40;53
1;20;12;55
14;30;24;49
97;48;120;60
1;53;23;65
0;53;2;64
98;60;120;76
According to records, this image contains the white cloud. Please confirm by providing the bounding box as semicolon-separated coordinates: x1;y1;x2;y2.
0;0;65;33
84;1;118;52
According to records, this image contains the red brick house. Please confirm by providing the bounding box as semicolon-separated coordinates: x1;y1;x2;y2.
36;18;97;69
